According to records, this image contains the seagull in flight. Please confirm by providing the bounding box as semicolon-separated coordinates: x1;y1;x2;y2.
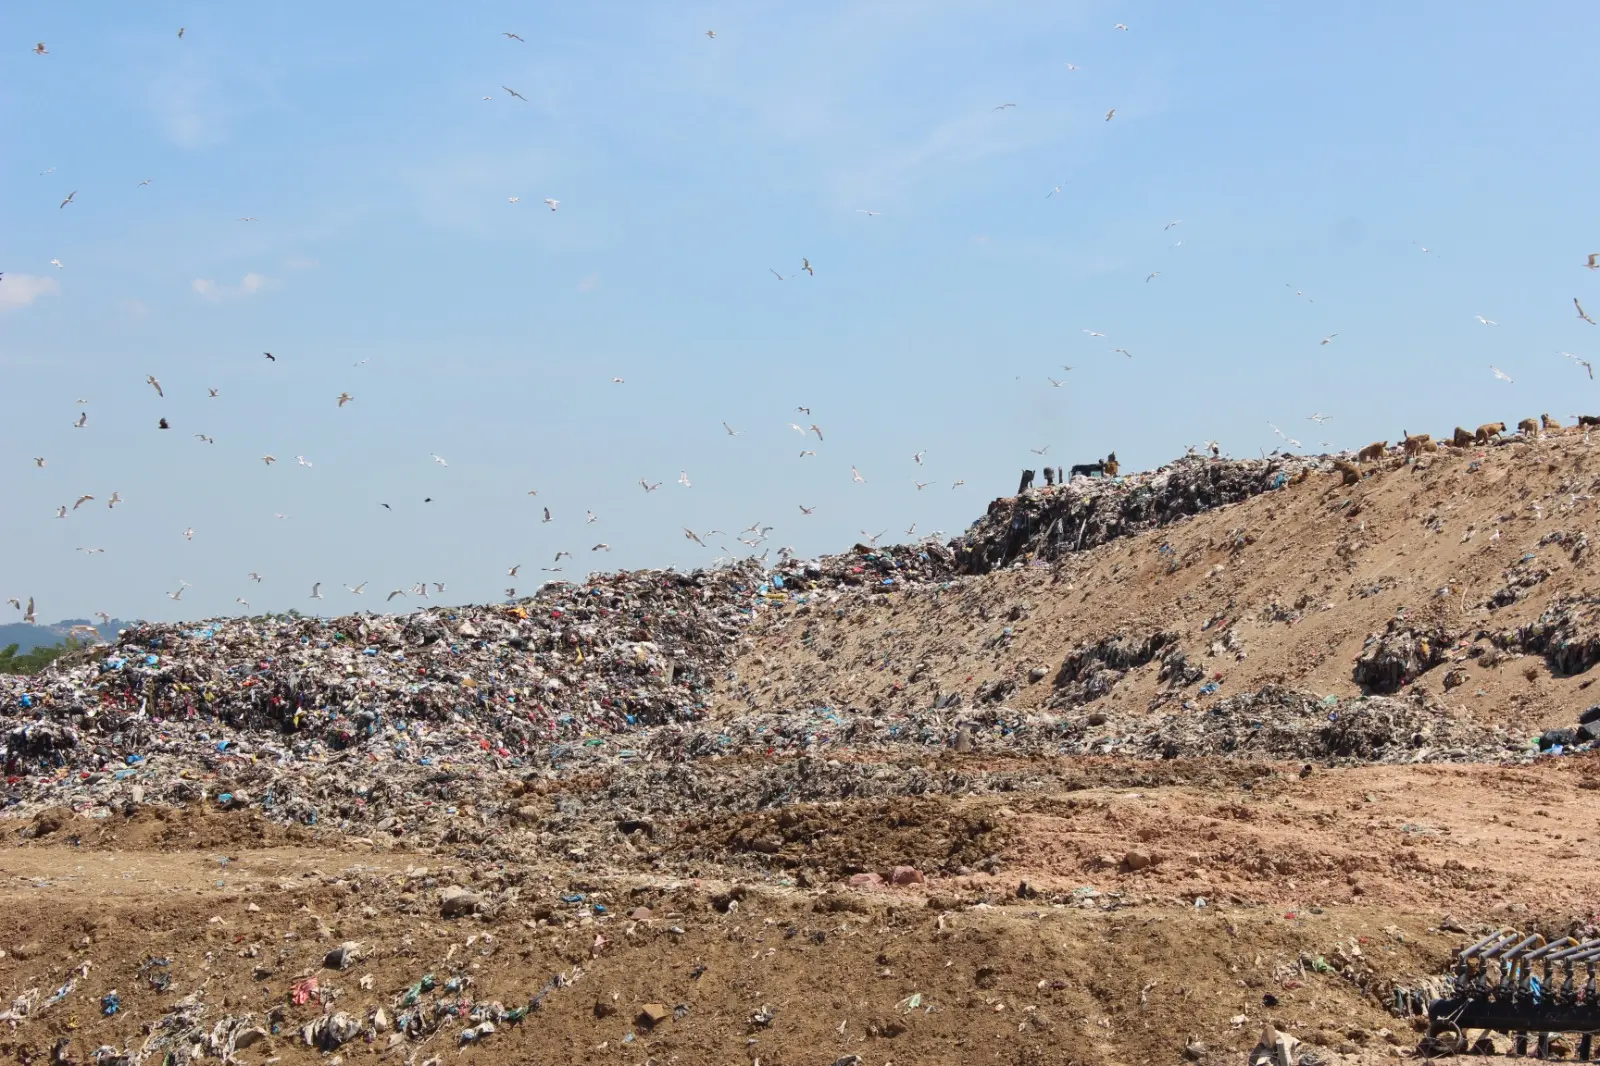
913;480;931;491
683;528;706;547
346;582;367;594
993;103;1016;111
640;478;661;492
1307;412;1332;424
951;479;966;489
248;572;263;582
309;582;324;600
809;423;824;440
54;506;67;519
860;529;887;545
801;257;814;276
208;388;219;397
705;29;716;38
1578;298;1597;325
1047;376;1067;387
261;455;276;464
167;586;185;601
73;495;95;510
74;412;87;428
543;198;559;211
138;178;153;187
798;504;815;515
1030;445;1050;455
1490;365;1514;383
1047;183;1065;198
592;543;612;552
147;375;164;398
34;43;48;55
1585;253;1599;270
851;465;866;483
295;455;312;467
1475;315;1498;326
554;550;572;562
1165;220;1182;230
336;392;353;406
770;269;786;281
1065;62;1080;71
50;258;62;269
502;31;524;41
799;449;816;458
788;422;806;435
182;527;195;540
722;421;742;436
1320;334;1337;345
912;450;926;464
32;456;46;468
59;191;76;208
386;589;406;602
508;197;520;204
611;376;624;383
585;510;598;524
78;547;105;554
542;506;552;523
263;351;275;360
1105;108;1116;121
1145;272;1160;282
503;85;527;101
1114;22;1129;30
1562;352;1594;379
856;209;881;217
430;453;448;466
236;598;250;610
1083;329;1106;337
678;470;691;487
1113;348;1133;358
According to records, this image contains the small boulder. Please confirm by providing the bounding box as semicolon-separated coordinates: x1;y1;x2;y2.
439;886;482;918
637;1002;670;1028
888;866;925;886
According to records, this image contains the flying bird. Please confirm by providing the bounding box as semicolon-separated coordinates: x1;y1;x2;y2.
34;43;48;55
640;478;660;492
508;197;519;204
73;495;94;510
346;582;367;594
236;598;250;610
239;217;258;223
678;470;691;487
310;583;323;600
1047;183;1065;198
1578;298;1597;325
592;543;611;552
799;449;815;458
798;504;815;515
503;86;527;100
261;455;276;464
770;269;785;281
1145;271;1160;283
585;510;598;524
1307;413;1332;424
1490;365;1514;383
337;392;353;406
705;30;716;38
158;418;169;429
1047;376;1067;387
722;421;742;436
208;388;218;397
59;191;76;208
77;547;105;555
502;31;524;41
912;450;926;464
33;457;45;468
856;209;880;217
554;550;572;562
1083;329;1106;337
543;198;559;211
1320;334;1338;345
386;589;406;602
851;466;865;483
683;528;705;547
177;28;184;39
22;598;35;624
54;506;67;519
951;479;966;489
1114;22;1129;30
801;258;814;276
296;455;312;467
1585;253;1598;270
992;103;1016;111
611;376;624;383
860;529;887;545
1065;63;1079;71
913;480;931;490
1030;445;1050;455
182;527;194;540
542;506;552;523
74;412;87;428
431;453;448;465
1104;109;1116;121
1113;348;1133;358
147;375;164;397
1562;352;1594;379
809;423;824;440
49;258;62;269
168;587;185;601
1475;315;1498;326
263;351;275;360
1165;220;1182;230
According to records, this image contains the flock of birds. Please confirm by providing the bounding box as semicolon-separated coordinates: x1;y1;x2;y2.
11;22;1600;630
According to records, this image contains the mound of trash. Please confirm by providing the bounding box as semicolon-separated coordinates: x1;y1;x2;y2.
951;455;1321;575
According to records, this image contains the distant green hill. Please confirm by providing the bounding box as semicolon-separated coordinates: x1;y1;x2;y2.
0;618;140;654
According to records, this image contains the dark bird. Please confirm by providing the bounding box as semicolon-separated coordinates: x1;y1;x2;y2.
502;85;527;101
263;351;276;361
158;417;170;429
501;32;524;41
380;503;391;510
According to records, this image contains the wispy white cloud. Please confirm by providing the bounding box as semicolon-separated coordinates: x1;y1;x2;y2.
191;272;273;301
0;274;61;312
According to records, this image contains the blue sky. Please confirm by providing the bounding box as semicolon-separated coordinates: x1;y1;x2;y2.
4;1;1599;623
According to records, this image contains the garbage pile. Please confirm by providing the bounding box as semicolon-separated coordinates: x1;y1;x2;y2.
1498;595;1600;675
951;455;1321;575
1352;618;1456;694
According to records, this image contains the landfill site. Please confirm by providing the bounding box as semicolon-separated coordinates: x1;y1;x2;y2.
6;432;1600;1066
